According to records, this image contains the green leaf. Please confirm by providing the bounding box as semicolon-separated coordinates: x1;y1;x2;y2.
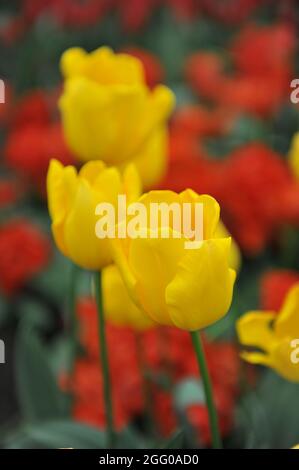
5;422;148;449
5;420;106;449
15;324;67;423
116;427;147;449
161;430;184;449
234;371;299;449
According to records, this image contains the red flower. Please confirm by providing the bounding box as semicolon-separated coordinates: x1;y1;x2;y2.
49;0;108;28
232;24;295;78
0;82;14;128
69;298;240;445
185;52;224;101
200;0;261;24
218;143;299;254
5;123;74;193
186;23;295;118
0;177;24;208
71;359;129;431
260;270;299;312
21;0;107;27
9;90;51;131
171;105;234;138
0;219;51;295
115;0;158;32
73;299;143;422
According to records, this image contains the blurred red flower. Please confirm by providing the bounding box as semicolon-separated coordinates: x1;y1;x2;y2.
5;123;74;194
218;144;299;254
69;298;240;445
0;219;51;294
260;269;299;312
9;90;51;131
21;0;107;27
232;23;295;78
186;23;295;118
161;133;299;254
200;0;261;24
0;177;24;208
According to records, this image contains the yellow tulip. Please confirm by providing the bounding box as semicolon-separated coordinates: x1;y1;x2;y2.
130;126;168;190
102;264;155;331
47;159;141;270
237;283;299;382
59;47;175;173
110;189;236;331
215;220;241;273
289;132;299;180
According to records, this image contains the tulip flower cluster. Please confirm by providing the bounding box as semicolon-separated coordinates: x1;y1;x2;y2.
2;0;299;452
45;45;240;449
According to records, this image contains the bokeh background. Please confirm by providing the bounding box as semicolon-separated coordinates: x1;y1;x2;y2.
0;0;299;449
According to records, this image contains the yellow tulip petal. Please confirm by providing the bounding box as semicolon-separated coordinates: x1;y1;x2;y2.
128;230;186;326
240;351;273;367
289;132;299;181
122;163;142;203
236;312;276;352
138;190;183;233
59;78;116;162
60;47;87;78
179;191;220;240
52;219;69;258
47;159;77;223
132;126;168;190
149;85;175;125
64;180;111;269
103;264;154;331
166;237;235;331
271;338;299;382
79;160;106;185
106;84;173;164
93;167;122;205
109;236;137;299
275;283;299;338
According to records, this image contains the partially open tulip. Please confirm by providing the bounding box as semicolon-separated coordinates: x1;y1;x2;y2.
47;159;141;270
289;132;299;181
237;283;299;382
111;189;236;331
59;47;174;177
102;264;155;330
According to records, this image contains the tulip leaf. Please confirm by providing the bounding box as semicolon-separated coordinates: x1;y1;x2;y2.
5;420;107;449
161;430;184;449
234;370;299;449
115;426;147;449
5;421;148;449
15;324;68;423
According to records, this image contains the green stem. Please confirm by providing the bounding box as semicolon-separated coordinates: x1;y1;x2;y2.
190;331;222;449
94;271;115;448
68;263;79;376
